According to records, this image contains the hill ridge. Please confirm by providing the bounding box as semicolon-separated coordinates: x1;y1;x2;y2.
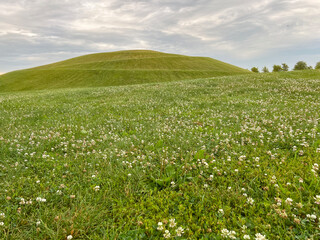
0;50;250;92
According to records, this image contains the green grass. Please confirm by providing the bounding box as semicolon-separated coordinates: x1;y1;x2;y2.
0;50;250;92
0;70;320;239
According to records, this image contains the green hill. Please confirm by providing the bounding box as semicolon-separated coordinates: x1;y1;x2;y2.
0;50;250;92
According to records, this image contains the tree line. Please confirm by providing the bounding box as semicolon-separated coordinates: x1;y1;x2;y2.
251;61;320;73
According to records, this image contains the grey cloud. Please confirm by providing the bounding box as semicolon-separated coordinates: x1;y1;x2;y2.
0;0;319;73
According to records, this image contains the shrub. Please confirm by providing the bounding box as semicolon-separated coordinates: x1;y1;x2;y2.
273;65;282;72
251;67;259;73
262;67;269;73
293;61;308;70
281;63;289;71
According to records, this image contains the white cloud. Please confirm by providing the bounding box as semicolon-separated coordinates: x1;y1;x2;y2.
0;0;320;72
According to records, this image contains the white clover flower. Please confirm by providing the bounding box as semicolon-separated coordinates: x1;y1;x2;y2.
169;218;176;228
218;209;224;215
67;235;73;240
36;197;41;202
285;198;293;205
36;221;41;226
175;227;184;237
307;214;317;221
0;213;4;218
170;181;175;187
19;198;26;205
41;198;46;202
0;222;4;226
56;190;62;195
244;235;251;239
94;186;100;192
314;195;320;204
163;230;171;238
247;197;254;205
157;222;164;231
241;225;247;233
255;233;267;240
204;184;208;188
229;230;237;239
221;228;230;238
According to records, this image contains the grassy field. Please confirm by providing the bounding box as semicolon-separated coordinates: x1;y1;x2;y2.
0;70;320;239
0;50;249;92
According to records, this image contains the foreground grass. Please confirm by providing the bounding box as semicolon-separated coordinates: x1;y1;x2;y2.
0;71;320;239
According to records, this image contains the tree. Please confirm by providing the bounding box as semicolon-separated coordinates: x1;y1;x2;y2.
262;66;269;73
281;63;289;71
315;62;320;69
273;65;282;72
293;61;308;70
251;67;259;73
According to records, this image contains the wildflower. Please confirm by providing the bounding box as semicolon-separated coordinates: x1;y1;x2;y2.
157;222;164;231
56;190;62;195
169;218;176;228
67;235;73;240
70;195;75;199
255;233;267;240
163;230;171;238
36;197;46;202
241;225;247;233
0;213;4;218
314;195;320;204
307;214;317;221
294;218;300;224
247;197;254;205
175;227;184;236
221;229;229;238
19;198;26;205
244;235;251;239
36;221;41;226
218;209;224;215
285;198;293;205
0;222;4;226
94;186;100;191
204;184;208;188
229;230;237;239
171;181;175;187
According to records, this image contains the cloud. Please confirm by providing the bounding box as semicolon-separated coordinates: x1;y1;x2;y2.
0;0;320;72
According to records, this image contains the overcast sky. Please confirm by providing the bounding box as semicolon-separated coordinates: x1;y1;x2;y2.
1;0;320;74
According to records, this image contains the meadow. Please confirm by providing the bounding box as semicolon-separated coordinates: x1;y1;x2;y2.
0;70;320;239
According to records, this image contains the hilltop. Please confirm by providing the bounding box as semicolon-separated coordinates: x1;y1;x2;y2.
0;50;250;92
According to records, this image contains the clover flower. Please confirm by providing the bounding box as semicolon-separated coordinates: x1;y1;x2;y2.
175;227;184;237
163;230;171;238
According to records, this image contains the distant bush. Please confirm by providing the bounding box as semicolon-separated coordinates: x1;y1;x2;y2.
273;65;282;72
281;63;289;71
251;67;259;73
293;61;308;70
262;66;269;73
316;62;320;69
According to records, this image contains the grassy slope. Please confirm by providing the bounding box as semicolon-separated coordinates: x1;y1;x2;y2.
0;50;250;92
0;71;320;239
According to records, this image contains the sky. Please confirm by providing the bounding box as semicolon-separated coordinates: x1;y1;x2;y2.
0;0;320;74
